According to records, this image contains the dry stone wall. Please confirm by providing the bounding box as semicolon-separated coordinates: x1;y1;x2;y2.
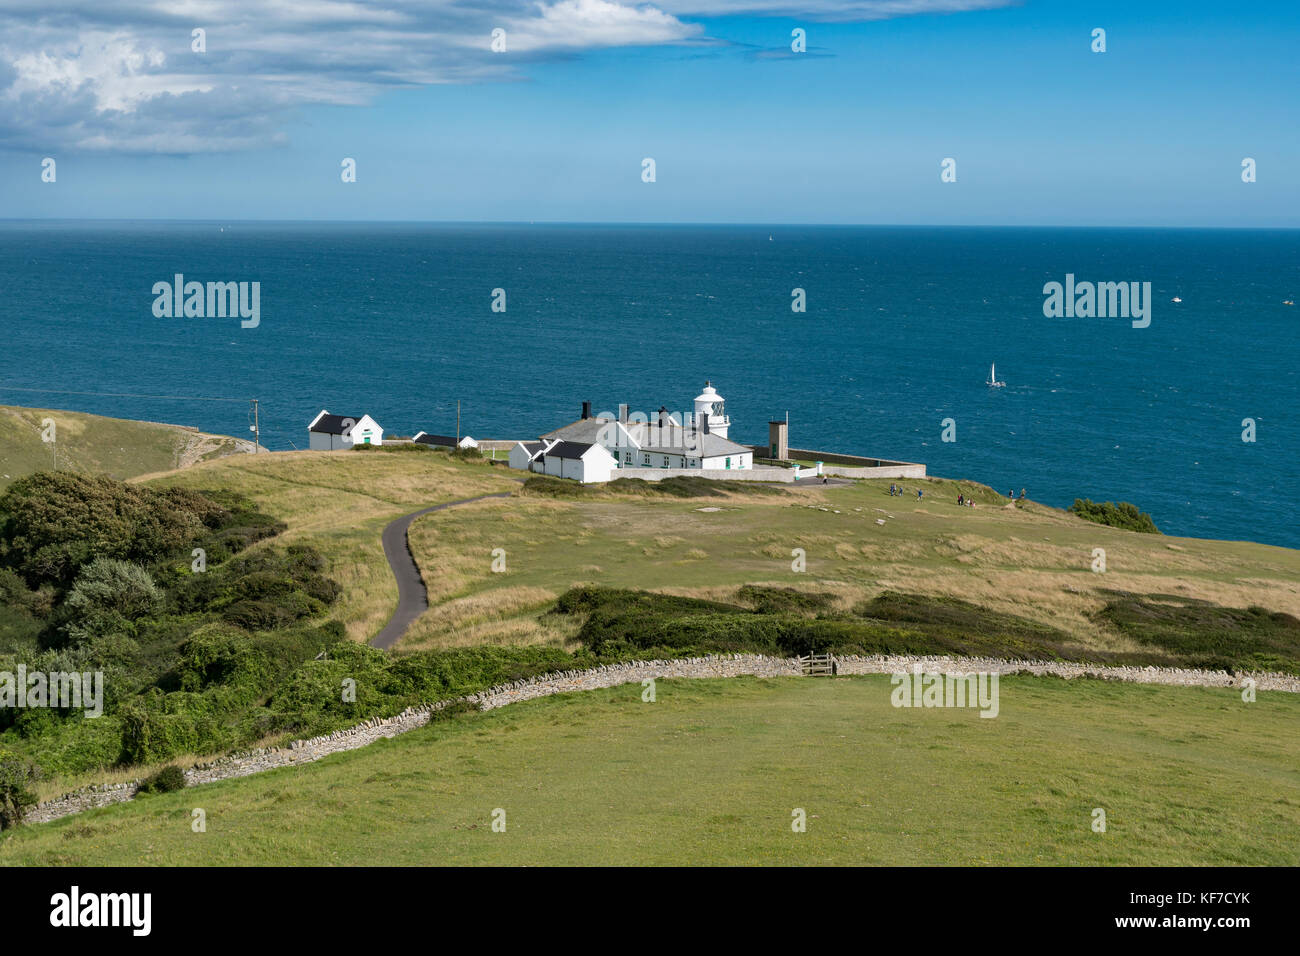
834;655;1300;692
22;653;1296;826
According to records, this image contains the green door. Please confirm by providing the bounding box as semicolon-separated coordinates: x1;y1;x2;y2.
725;457;731;469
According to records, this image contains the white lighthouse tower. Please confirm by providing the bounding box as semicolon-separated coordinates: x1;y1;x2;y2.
693;381;730;438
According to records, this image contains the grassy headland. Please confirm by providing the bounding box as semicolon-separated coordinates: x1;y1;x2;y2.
0;406;252;490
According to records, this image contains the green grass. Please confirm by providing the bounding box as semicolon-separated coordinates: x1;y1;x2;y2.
3;675;1296;865
0;406;249;490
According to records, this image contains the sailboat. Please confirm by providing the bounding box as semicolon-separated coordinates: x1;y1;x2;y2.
987;363;1005;388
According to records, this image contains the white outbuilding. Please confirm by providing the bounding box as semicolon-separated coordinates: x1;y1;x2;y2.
307;410;384;450
413;432;478;450
509;440;552;471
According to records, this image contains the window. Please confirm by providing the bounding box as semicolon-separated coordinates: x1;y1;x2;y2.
663;456;670;468
643;455;650;466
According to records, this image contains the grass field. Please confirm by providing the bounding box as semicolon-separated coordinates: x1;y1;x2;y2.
399;474;1300;656
3;675;1296;866
0;405;252;490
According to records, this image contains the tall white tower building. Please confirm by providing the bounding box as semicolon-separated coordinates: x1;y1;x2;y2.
693;381;730;438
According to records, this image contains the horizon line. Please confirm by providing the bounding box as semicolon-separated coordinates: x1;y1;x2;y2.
2;218;1299;231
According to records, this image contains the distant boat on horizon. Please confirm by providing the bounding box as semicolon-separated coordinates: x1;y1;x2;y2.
987;362;1006;388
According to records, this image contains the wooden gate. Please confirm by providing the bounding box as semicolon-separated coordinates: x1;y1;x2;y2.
799;653;835;676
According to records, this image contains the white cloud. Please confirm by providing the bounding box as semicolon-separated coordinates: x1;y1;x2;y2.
504;0;702;53
0;0;1013;152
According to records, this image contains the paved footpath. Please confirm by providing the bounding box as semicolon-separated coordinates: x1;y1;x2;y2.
370;492;513;649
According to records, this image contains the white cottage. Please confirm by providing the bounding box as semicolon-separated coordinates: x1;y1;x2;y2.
307;410;384;450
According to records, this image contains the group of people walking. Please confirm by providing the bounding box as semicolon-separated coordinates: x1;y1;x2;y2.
887;484;1028;506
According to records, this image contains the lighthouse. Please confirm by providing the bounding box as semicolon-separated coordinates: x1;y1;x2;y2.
693;381;730;438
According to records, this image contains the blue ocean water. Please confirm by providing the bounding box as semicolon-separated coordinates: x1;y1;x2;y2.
0;221;1296;548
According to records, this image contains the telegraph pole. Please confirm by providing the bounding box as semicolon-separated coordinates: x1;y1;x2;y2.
456;400;461;444
250;399;260;453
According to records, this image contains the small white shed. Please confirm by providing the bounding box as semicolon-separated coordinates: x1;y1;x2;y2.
414;432;478;450
308;410;384;450
509;440;551;472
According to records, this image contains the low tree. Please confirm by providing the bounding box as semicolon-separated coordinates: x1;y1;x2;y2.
0;749;42;830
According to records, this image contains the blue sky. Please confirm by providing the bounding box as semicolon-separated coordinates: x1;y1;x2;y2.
1;0;1296;225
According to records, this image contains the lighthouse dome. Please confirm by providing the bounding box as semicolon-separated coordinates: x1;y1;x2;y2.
691;381;730;438
693;382;721;407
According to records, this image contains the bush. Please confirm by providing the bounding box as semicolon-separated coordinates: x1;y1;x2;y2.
0;472;218;587
138;764;187;794
0;749;42;829
1068;498;1161;534
1097;596;1300;673
551;585;1083;662
65;557;162;622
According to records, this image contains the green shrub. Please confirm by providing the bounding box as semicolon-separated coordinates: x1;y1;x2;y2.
0;749;42;829
117;698;200;765
1068;498;1161;534
737;585;837;615
0;472;216;587
1097;596;1300;673
139;764;186;794
66;558;161;620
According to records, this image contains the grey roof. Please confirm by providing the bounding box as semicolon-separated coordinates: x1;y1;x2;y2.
414;433;457;447
544;441;603;460
541;417;617;443
310;413;370;436
542;417;748;458
517;440;548;460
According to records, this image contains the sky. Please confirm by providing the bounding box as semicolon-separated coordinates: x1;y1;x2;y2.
0;0;1297;225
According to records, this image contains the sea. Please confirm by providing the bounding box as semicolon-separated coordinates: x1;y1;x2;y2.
1;221;1296;548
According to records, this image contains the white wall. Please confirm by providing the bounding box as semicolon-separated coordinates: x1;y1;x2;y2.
701;452;751;470
617;466;793;482
351;415;383;446
508;444;536;471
